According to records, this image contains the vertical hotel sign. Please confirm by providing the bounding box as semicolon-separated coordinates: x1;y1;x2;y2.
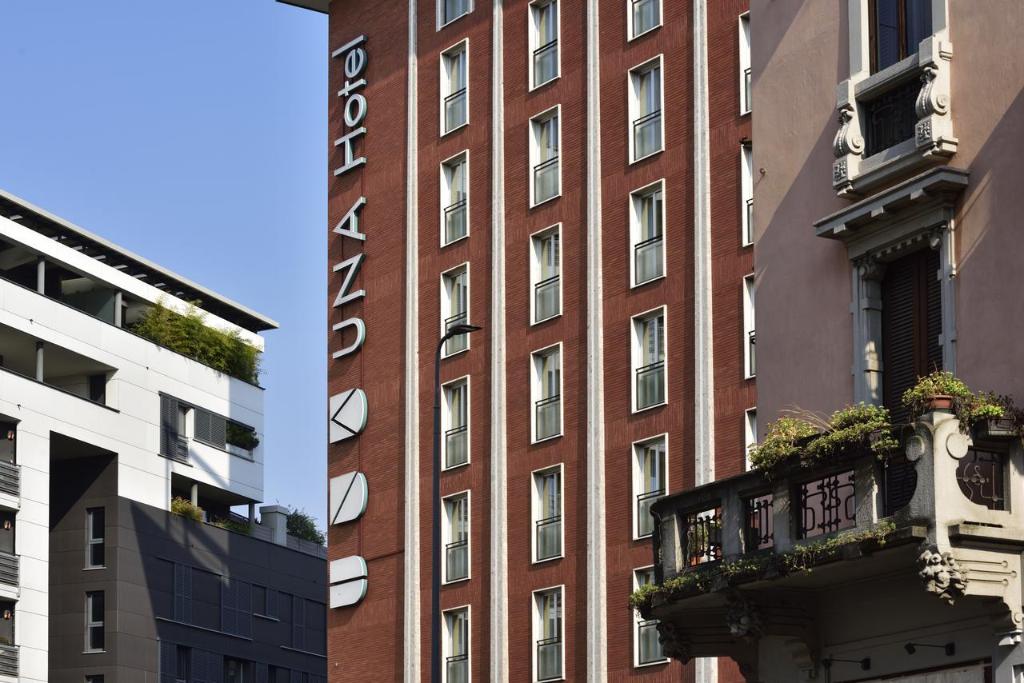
327;34;371;610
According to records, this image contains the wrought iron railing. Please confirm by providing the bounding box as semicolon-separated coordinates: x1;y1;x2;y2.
635;361;665;410
863;77;920;157
533;39;558;87
536;636;562;681
444;88;468;132
446;653;469;683
444;199;467;244
956;448;1006;511
533;156;560;204
745;493;774;550
0;644;16;677
0;553;18;588
798;470;857;539
0;462;18;498
683;508;723;567
444;425;468;469
444;313;469;355
631;0;659;36
634;234;664;284
633;110;663;160
636;489;665;538
637;619;665;664
535;394;561;441
534;275;560;322
445;539;469;582
535;515;562;561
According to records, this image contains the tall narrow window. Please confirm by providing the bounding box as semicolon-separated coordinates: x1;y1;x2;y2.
86;507;105;568
532;346;562;442
531;226;561;323
630;181;665;286
443;607;469;683
441;43;468;134
629;0;662;39
633;568;666;666
629;58;664;162
532;466;562;562
533;587;563;681
633;309;666;411
440;0;471;27
442;378;469;469
529;0;559;89
442;265;470;357
441;153;468;245
745;408;758;471
739;13;751;114
530;109;561;206
633;436;666;538
741;143;753;246
743;275;755;378
85;591;105;652
869;0;932;73
443;493;469;583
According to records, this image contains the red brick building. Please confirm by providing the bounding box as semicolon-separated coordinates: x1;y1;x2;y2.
283;0;755;680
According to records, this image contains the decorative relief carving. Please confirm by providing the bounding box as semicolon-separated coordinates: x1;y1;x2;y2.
918;546;967;604
833;107;864;158
726;593;764;639
914;37;957;156
915;66;949;118
657;621;693;662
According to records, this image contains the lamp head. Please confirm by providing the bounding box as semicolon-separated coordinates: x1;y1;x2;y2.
447;324;482;336
905;644;916;655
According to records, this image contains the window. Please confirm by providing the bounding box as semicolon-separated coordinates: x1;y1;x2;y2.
529;0;559;89
442;378;469;469
744;408;757;471
253;585;276;618
630;181;665;286
533;587;563;681
869;0;932;73
85;591;105;652
161;395;258;461
532;465;562;562
441;153;468;245
222;578;253;638
628;57;664;162
529;108;561;206
439;0;471;27
225;658;252;683
443;607;469;683
741;143;753;246
86;677;105;683
531;226;561;323
86;507;104;568
175;646;191;683
441;264;470;357
633;568;666;666
531;345;562;442
743;275;755;378
173;563;192;624
443;492;469;583
88;373;106;404
159;396;189;463
632;309;666;412
628;0;661;39
739;13;751;114
441;42;468;134
633;436;666;538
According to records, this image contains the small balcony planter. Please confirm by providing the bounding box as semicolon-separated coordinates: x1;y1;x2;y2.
924;395;954;412
972;417;1018;441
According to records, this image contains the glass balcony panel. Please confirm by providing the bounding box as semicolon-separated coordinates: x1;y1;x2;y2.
534;275;560;322
445;540;469;582
535;395;561;440
534;41;558;87
446;655;468;683
444;199;467;243
444;89;467;132
635;361;665;410
632;0;659;36
633;111;662;159
636;490;664;537
634;235;663;284
533;157;560;204
536;638;562;681
445;426;468;468
535;516;562;560
638;620;664;664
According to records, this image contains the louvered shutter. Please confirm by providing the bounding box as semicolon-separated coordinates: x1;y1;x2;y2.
160;396;179;458
238;580;252;638
256;664;269;683
174;564;192;623
925;248;943;373
159;640;177;683
194;409;227;449
221;579;236;635
292;598;305;651
192;650;208;683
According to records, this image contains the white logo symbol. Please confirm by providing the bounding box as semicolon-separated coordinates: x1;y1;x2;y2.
329;388;368;443
330;472;368;526
329;556;368;608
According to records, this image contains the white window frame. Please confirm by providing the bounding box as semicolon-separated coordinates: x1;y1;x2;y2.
743;274;755;379
441;605;471;683
531;585;566;682
441;490;471;584
739;12;751;115
530;224;563;325
631;434;668;540
531;463;564;564
441;376;471;471
440;150;470;247
626;0;663;41
740;143;753;247
437;0;473;30
530;343;564;443
629;179;667;288
627;55;665;164
631;306;668;413
439;39;470;136
632;567;668;667
440;262;471;359
528;0;561;91
85;591;105;653
86;507;105;569
744;407;757;471
528;105;562;207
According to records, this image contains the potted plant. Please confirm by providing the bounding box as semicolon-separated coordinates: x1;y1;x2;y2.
901;371;974;419
971;393;1018;441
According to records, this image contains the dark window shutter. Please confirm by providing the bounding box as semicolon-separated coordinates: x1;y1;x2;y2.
174;564;192;623
159;640;177;683
160;396;179;458
221;579;236;635
238;580;252;638
292;598;305;650
192;649;208;683
256;664;269;683
925;248;943;374
194;409;227;449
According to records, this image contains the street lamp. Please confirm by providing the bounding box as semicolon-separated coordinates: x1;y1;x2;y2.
431;322;481;683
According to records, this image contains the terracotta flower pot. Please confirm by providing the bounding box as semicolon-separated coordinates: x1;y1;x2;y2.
925;395;954;412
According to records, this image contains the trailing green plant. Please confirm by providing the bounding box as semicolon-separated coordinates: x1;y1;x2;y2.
629;520;897;613
747;417;819;472
286;508;326;545
130;302;261;384
901;371;1005;432
226;422;261;451
211;516;252;535
171;496;203;522
804;403;899;463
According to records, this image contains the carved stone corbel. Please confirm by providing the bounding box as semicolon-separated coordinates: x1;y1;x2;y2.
832;80;864;195
656;621;693;662
918;545;967;604
914;36;957;156
726;592;764;639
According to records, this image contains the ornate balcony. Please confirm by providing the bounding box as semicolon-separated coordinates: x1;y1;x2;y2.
640;410;1024;681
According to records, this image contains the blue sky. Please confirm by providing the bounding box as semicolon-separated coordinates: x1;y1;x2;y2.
0;2;329;525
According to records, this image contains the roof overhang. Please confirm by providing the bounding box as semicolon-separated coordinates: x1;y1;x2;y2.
276;0;328;13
